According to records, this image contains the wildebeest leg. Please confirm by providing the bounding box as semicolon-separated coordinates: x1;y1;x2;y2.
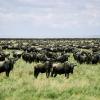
51;71;54;77
54;73;57;77
0;67;5;73
34;72;39;78
6;71;10;77
34;68;39;78
65;73;69;78
46;72;50;78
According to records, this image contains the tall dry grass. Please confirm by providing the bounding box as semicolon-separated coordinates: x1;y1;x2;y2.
0;53;100;100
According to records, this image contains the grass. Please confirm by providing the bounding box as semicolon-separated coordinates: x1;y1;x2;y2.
0;53;100;100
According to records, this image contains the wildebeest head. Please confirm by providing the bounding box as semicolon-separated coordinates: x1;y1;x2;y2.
7;57;18;69
45;60;53;78
70;63;77;74
45;61;52;69
64;62;76;74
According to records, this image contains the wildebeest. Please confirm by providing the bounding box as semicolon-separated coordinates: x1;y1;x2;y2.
34;60;52;78
0;58;18;77
51;62;76;78
0;51;10;61
0;53;5;61
91;53;100;64
12;50;23;59
22;52;33;63
56;54;70;63
73;51;89;64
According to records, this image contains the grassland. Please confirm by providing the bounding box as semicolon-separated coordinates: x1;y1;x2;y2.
0;53;100;100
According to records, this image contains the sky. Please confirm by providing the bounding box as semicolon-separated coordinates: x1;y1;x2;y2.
0;0;100;38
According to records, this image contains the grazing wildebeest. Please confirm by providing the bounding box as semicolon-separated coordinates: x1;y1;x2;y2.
12;51;23;59
34;60;52;78
22;52;33;63
56;54;70;63
0;58;18;77
51;62;76;78
73;51;89;64
0;52;6;61
91;53;100;64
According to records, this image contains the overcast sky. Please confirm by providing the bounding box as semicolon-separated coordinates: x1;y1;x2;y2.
0;0;100;38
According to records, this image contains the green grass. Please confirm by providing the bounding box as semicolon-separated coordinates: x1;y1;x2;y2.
0;53;100;100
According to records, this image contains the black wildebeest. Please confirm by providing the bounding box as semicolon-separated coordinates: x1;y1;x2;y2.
34;60;52;78
51;62;76;78
0;52;5;61
56;54;70;63
0;58;18;77
12;50;23;59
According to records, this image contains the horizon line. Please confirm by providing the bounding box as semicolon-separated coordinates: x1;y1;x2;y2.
0;37;100;40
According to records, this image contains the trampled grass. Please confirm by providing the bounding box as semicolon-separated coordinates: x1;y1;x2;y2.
0;53;100;100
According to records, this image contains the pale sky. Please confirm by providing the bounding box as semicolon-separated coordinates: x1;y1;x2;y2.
0;0;100;38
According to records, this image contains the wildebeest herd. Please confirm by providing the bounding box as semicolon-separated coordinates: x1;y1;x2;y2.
0;39;100;78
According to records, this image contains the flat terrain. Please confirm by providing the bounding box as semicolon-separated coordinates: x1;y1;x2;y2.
0;53;100;100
